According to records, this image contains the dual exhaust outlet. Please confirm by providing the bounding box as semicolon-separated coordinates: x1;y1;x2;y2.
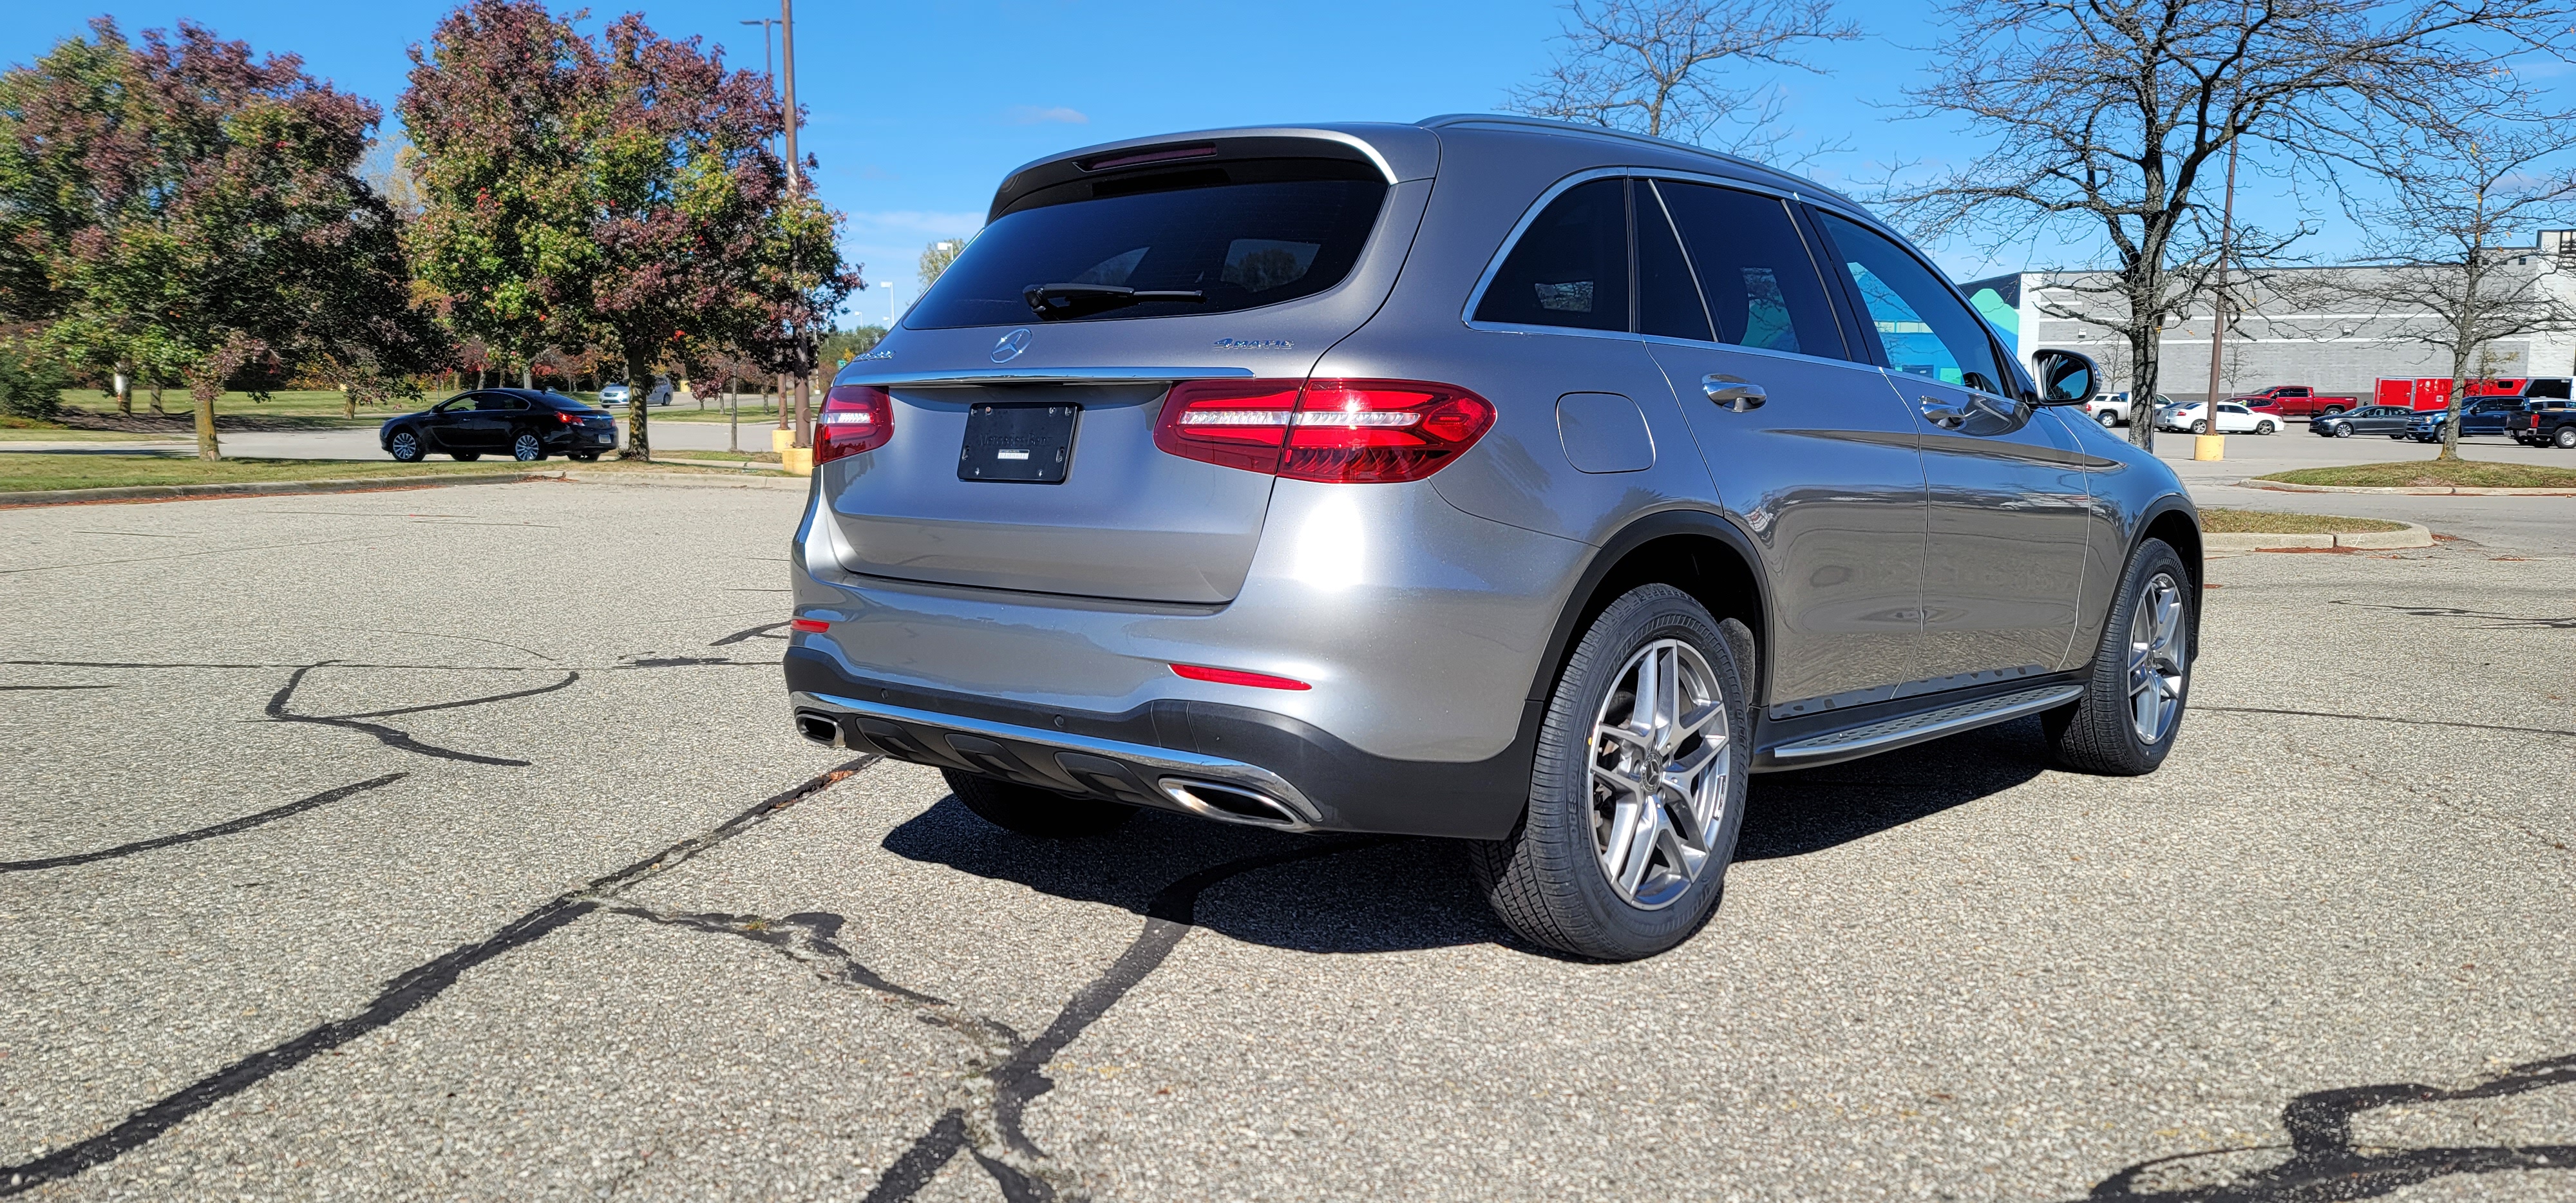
794;708;1312;831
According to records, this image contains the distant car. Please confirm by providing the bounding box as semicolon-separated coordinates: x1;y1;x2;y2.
2157;401;2273;434
2514;399;2576;448
2086;391;2170;428
2227;384;2357;417
381;388;619;462
598;383;632;406
2309;404;2417;439
2405;395;2530;442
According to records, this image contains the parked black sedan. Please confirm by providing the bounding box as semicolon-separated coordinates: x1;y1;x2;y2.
2308;404;2421;439
381;389;619;462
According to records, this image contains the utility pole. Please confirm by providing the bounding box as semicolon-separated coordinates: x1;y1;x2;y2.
2198;103;2243;463
781;0;811;453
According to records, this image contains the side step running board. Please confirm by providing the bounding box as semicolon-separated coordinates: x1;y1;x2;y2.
1768;684;2083;762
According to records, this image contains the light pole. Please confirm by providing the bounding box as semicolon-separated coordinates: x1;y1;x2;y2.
781;0;810;451
2197;105;2243;464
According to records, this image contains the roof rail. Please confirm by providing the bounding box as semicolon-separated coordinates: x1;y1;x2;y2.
1415;112;1852;205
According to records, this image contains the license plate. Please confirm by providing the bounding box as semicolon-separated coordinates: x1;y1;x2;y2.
958;403;1078;483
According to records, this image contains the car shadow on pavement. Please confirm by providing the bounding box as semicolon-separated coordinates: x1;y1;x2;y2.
882;798;1511;954
884;717;2056;954
1738;715;2052;862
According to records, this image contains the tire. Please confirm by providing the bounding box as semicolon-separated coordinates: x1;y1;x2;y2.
2333;422;2353;438
2322;405;2347;416
450;451;481;462
1468;585;1751;961
388;429;424;462
2190;419;2209;434
2255;421;2275;435
2556;426;2576;450
2097;410;2119;428
2045;539;2192;775
940;769;1134;838
511;431;546;461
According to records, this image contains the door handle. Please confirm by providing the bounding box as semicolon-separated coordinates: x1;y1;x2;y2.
1703;374;1766;412
1920;397;1967;429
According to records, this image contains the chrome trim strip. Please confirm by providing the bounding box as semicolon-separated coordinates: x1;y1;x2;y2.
791;689;1322;821
831;366;1256;388
1768;685;2083;760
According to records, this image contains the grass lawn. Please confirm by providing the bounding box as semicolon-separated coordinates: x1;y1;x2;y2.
656;449;784;463
2259;460;2576;488
0;453;769;494
2198;507;2410;535
53;388;429;428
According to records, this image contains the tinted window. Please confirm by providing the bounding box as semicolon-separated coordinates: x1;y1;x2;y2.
477;395;527;412
1635;184;1712;341
435;395;475;412
1656;182;1844;358
2530;378;2572;399
1474;178;1629;333
907;176;1387;328
1815;211;2005;393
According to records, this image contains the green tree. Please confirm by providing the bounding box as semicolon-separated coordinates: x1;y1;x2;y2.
0;19;441;459
402;0;858;460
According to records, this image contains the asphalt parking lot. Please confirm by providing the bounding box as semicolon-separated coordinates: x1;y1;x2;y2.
3;478;2571;1201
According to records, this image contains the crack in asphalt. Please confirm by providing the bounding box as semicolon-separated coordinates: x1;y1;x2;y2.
261;662;579;766
2199;705;2576;739
2326;599;2576;630
710;620;790;647
0;757;877;1197
2077;1052;2576;1200
0;774;406;872
596;836;1394;1202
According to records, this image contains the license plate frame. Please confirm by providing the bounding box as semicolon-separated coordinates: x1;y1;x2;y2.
958;402;1079;484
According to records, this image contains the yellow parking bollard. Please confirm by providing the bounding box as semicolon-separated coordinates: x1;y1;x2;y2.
782;445;813;476
2192;433;2225;461
771;427;793;454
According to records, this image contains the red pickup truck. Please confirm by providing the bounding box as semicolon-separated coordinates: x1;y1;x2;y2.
2227;385;2360;417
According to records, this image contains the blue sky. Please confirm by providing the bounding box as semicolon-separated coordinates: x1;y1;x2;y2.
1;0;2501;325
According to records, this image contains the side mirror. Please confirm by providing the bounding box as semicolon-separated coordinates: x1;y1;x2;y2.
2029;348;2099;405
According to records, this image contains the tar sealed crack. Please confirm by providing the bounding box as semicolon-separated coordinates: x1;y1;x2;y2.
0;757;878;1197
2078;1052;2576;1200
263;661;579;766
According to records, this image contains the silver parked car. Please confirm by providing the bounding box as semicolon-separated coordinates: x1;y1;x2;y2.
784;117;2201;960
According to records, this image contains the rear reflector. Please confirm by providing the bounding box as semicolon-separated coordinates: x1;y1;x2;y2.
790;618;831;632
1170;663;1311;691
1152;377;1493;483
816;385;894;464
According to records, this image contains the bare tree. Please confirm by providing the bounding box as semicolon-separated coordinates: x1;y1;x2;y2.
1506;0;1861;161
2297;124;2576;460
1885;0;2573;451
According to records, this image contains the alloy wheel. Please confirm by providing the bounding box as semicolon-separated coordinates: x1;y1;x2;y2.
2127;572;2188;744
1588;639;1732;909
390;431;417;460
514;433;542;460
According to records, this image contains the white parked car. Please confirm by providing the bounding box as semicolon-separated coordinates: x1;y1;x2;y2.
2156;401;2275;435
2085;391;2172;428
598;383;631;406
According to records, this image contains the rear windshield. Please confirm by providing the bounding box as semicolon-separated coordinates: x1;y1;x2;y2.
906;177;1387;329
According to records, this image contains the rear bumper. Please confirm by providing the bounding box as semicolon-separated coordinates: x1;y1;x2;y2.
786;647;1535;838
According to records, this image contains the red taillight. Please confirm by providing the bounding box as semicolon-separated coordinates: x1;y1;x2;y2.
816;384;893;464
1151;379;1300;473
1170;663;1311;690
790;618;830;632
1153;377;1493;483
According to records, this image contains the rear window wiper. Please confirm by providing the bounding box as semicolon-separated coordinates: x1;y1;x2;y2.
1023;283;1206;320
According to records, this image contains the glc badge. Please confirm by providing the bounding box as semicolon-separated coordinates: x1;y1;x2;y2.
990;328;1032;363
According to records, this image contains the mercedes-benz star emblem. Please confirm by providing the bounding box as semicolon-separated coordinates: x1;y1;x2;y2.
990;328;1032;363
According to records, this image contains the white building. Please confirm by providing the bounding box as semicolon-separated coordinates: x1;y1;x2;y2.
1964;230;2576;403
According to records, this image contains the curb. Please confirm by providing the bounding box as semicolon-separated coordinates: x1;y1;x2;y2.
2241;479;2576;497
0;466;808;508
2206;521;2433;551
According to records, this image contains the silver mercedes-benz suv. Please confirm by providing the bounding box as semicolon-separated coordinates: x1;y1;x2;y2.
786;115;2199;960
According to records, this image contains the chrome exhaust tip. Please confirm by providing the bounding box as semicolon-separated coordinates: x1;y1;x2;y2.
793;710;845;747
1159;778;1314;831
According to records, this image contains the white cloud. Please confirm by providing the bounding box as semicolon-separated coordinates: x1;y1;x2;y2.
1007;104;1089;125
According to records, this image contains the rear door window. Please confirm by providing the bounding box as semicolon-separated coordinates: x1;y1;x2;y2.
1634;183;1712;342
1812;211;2006;394
1654;181;1844;359
907;169;1387;329
1473;177;1631;333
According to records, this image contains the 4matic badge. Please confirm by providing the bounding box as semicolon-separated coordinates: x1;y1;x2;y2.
1213;337;1294;350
